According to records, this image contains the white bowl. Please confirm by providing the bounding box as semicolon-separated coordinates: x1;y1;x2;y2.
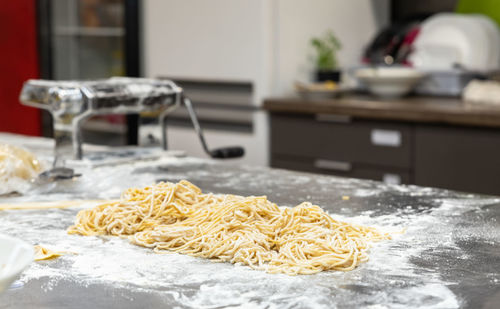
0;234;34;293
356;67;425;98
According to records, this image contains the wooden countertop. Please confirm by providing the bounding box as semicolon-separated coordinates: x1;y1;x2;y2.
263;95;500;128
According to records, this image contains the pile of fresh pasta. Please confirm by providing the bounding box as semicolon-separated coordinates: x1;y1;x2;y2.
68;180;389;275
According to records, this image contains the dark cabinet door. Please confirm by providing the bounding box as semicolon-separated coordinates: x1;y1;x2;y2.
270;113;413;185
272;155;411;184
415;125;500;195
271;113;413;169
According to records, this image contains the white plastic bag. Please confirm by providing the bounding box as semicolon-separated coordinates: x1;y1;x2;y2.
0;144;43;195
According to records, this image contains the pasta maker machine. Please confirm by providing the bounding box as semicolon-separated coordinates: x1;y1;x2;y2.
19;77;244;179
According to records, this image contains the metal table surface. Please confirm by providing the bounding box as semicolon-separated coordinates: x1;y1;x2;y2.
0;134;499;309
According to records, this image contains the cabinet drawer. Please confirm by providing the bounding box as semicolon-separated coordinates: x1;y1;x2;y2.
272;155;411;185
271;113;412;169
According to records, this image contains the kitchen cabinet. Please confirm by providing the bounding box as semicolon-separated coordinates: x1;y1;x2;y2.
271;114;412;168
272;155;411;184
265;96;500;195
415;125;500;195
270;113;413;186
271;114;412;184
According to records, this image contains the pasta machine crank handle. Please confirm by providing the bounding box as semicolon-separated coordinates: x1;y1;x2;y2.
183;98;244;159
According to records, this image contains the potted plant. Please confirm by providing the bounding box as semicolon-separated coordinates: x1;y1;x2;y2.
311;30;342;82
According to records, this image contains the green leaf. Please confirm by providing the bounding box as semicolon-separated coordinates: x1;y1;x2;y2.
310;29;342;70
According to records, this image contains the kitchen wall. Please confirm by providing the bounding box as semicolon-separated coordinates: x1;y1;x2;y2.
273;0;389;95
142;0;389;165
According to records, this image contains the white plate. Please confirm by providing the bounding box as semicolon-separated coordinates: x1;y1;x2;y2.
0;234;34;293
410;13;494;71
469;14;500;70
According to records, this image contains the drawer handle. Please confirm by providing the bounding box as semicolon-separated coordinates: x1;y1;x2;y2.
370;129;402;147
383;173;401;185
314;159;352;172
316;114;351;123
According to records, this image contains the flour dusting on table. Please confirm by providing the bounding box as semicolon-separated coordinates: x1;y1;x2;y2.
3;194;493;308
1;137;499;308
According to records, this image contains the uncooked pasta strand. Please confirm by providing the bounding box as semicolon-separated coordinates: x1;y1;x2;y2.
34;245;72;261
68;180;390;275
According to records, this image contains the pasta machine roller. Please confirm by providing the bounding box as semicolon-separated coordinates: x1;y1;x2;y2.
19;77;244;179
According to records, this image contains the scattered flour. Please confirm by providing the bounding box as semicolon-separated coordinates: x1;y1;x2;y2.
1;134;497;308
2;193;491;308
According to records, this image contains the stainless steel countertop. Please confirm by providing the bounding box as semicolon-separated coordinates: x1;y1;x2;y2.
0;133;499;309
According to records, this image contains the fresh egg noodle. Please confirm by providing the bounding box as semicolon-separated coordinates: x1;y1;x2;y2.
68;180;390;275
34;245;67;261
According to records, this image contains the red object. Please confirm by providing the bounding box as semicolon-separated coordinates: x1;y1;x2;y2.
401;25;421;66
0;0;40;136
